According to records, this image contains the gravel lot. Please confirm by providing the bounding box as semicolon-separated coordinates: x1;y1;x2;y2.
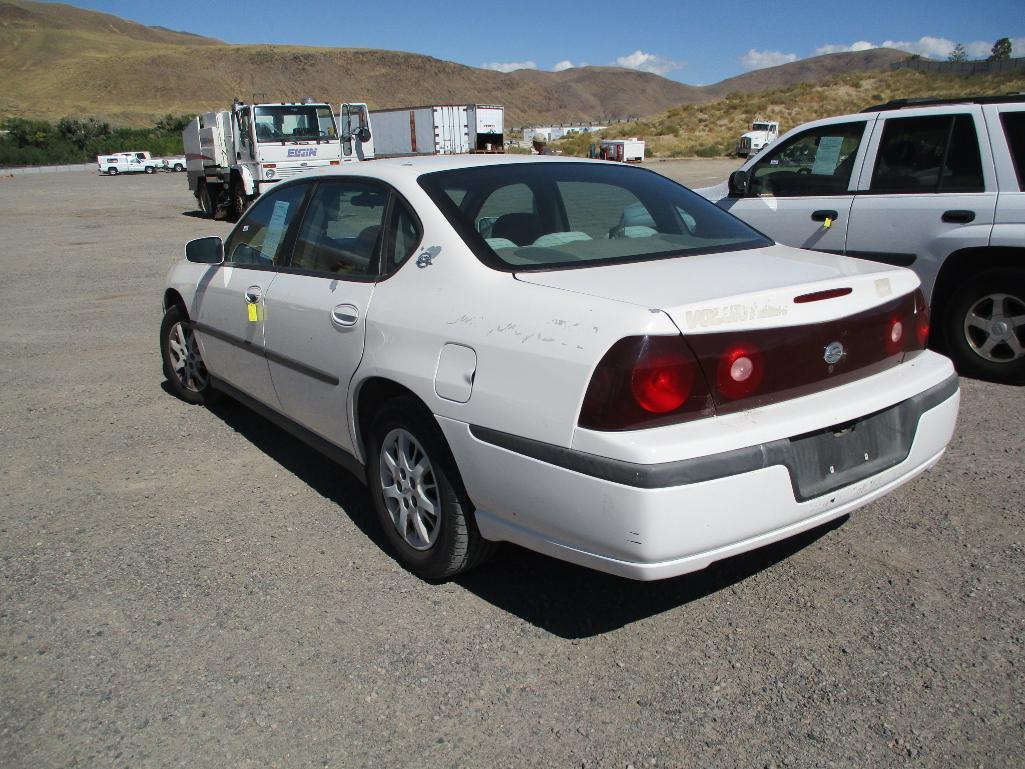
1;161;1023;769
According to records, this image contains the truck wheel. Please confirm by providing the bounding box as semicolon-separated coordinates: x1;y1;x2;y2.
231;180;249;221
107;167;118;176
366;397;496;580
173;163;184;172
944;268;1025;383
198;182;215;219
145;166;155;174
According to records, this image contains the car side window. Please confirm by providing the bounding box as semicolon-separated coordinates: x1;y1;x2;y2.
749;121;866;197
870;114;983;193
384;200;422;273
291;180;389;276
999;112;1025;191
224;184;307;266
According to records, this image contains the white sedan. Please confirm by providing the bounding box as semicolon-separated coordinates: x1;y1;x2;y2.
161;155;959;580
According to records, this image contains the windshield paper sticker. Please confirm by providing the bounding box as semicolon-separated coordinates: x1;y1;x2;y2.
262;200;290;259
811;136;844;176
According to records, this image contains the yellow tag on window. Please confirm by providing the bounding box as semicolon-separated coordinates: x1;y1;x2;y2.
823;217;833;229
247;303;259;322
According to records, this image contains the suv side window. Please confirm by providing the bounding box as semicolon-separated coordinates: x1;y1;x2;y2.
1000;112;1025;190
870;114;983;193
225;184;307;266
290;180;390;277
749;121;866;197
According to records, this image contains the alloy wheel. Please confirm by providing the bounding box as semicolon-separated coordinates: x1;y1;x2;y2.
167;321;209;392
963;292;1025;363
378;428;441;550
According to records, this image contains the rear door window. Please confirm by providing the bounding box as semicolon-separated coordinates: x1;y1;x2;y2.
870;114;983;193
748;121;866;197
1000;111;1025;190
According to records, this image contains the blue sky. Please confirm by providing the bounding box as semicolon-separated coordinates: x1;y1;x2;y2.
57;0;1023;84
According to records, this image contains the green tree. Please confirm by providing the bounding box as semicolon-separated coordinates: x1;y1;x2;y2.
56;117;111;149
154;113;193;135
989;38;1012;61
948;43;968;62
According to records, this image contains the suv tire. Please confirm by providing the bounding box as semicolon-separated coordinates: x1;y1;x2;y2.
944;268;1025;383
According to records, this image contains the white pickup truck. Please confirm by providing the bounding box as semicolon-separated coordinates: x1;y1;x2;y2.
97;152;160;175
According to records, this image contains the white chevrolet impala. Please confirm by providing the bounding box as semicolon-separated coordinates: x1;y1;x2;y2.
161;156;959;580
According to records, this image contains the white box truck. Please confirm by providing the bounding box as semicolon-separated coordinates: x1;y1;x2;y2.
600;138;645;163
365;104;504;158
183;100;343;219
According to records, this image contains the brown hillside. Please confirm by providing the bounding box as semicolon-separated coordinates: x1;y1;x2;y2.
704;48;910;97
0;0;919;128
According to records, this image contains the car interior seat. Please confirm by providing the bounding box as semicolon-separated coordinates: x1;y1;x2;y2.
491;213;545;246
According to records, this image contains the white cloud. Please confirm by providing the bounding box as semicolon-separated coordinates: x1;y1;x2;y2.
553;60;575;71
813;36;1025;60
741;49;799;70
814;41;875;55
614;50;683;75
481;61;537;72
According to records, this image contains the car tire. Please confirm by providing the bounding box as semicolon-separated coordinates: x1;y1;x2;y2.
943;268;1025;383
145;166;155;174
173;163;184;172
107;167;118;176
231;180;249;221
366;397;496;579
160;304;220;405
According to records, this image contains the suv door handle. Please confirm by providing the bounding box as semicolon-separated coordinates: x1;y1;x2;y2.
244;286;261;304
942;210;976;224
811;210;839;222
331;304;359;327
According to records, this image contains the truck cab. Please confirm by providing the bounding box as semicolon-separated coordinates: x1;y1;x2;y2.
736;120;779;157
184;101;343;220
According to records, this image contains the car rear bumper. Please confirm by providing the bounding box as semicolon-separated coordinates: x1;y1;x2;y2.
438;367;959;581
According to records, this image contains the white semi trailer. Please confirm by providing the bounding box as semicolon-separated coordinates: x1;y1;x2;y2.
183;100;343;219
366;104;504;158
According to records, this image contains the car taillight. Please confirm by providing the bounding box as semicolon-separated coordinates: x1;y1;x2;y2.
885;314;905;356
716;342;765;400
914;289;930;348
579;335;714;430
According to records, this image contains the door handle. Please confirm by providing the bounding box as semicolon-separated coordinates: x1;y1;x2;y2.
811;210;839;222
244;286;261;304
942;210;976;224
331;304;359;327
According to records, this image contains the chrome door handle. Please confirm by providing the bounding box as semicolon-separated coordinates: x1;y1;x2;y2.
244;286;261;304
331;304;359;327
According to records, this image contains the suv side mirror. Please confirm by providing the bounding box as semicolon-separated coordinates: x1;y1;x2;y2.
356;126;372;143
728;170;750;197
186;236;224;264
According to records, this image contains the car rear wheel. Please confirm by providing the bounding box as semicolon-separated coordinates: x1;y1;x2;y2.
944;269;1025;383
160;304;219;405
366;397;495;579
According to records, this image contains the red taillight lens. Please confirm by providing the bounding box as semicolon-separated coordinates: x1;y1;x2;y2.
579;335;713;430
885;314;905;356
914;289;930;348
716;343;765;400
631;351;694;412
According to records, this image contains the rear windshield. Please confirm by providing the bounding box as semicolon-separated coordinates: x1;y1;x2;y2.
418;162;771;271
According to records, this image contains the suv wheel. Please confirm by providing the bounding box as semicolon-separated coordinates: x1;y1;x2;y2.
366;397;496;579
944;269;1025;383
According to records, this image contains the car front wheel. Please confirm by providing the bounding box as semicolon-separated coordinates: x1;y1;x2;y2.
944;269;1025;383
160;304;219;405
367;398;495;579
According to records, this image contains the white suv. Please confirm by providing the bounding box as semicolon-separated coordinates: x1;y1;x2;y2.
699;95;1025;383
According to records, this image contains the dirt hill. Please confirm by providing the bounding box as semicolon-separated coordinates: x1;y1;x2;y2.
0;0;917;127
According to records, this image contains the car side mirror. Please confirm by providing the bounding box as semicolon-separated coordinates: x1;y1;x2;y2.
356;126;371;143
186;236;224;264
728;170;750;197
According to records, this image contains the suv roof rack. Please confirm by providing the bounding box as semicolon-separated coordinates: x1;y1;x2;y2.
861;93;1025;113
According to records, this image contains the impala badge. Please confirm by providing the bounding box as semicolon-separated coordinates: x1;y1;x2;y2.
823;341;845;365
